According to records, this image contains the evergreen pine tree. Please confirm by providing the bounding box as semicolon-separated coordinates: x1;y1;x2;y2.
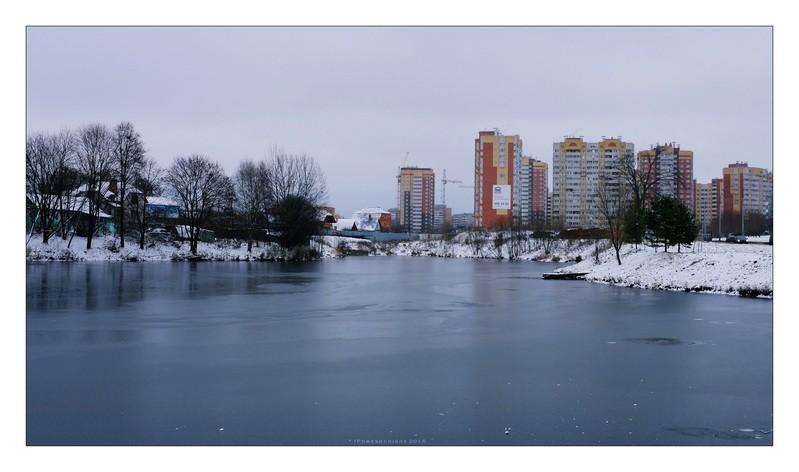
645;196;699;252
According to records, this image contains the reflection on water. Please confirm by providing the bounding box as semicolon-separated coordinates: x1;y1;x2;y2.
27;258;773;446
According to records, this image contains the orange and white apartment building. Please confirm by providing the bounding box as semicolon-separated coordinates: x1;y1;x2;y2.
473;129;523;228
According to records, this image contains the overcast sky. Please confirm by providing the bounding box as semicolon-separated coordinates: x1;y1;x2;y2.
26;26;772;216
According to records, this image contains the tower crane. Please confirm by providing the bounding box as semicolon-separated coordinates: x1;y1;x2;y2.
440;169;463;206
396;152;410;179
396;152;410;210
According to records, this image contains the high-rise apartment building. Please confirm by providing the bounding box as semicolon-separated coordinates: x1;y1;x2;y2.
551;137;633;229
638;143;694;209
473;129;522;228
397;167;435;233
517;156;549;228
722;162;772;217
451;212;474;230
433;204;453;232
694;179;724;234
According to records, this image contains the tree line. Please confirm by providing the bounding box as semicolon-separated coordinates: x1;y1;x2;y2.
593;151;700;264
26;122;328;255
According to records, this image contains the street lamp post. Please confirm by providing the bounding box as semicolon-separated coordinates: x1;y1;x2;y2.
741;197;745;237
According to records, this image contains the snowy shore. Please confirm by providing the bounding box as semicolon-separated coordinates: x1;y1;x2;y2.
25;233;773;298
25;235;310;262
367;233;773;298
554;241;773;298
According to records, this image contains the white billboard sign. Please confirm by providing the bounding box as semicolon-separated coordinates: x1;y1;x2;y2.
492;185;511;210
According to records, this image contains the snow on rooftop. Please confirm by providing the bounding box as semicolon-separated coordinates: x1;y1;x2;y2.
354;207;390;216
333;218;358;231
147;196;180;207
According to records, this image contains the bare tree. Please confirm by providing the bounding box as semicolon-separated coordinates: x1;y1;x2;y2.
234;159;271;252
260;147;328;249
26;130;76;244
532;230;556;256
54;163;84;245
130;157;163;250
264;146;328;207
113;121;146;248
466;229;486;257
165;155;232;254
503;217;530;261
594;174;628;265
75;123;116;249
619;150;656;246
26;133;49;242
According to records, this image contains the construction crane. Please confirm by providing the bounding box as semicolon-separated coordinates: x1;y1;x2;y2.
396;152;410;210
396;152;410;179
440;169;463;206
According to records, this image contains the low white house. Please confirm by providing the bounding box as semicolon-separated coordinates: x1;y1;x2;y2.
333;218;359;231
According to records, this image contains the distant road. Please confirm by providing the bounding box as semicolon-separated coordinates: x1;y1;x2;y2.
711;236;771;245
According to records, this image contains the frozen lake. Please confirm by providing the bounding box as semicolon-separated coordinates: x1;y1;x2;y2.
26;257;773;445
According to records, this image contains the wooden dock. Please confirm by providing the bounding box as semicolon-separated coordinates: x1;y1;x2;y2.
542;272;588;280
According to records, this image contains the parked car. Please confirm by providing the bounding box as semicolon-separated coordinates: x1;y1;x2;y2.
725;233;748;244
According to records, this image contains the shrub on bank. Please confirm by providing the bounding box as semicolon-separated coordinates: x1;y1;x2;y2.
738;287;772;298
288;245;322;261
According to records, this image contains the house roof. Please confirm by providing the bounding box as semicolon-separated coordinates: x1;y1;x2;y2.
74;183;116;199
354;207;390;216
333;218;358;231
26;194;112;218
357;221;379;231
351;207;390;232
147;196;180;207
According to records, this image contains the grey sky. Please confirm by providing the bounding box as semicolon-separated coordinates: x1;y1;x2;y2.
26;26;772;216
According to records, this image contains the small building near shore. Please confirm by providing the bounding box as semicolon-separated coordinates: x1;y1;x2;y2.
353;207;393;232
333;218;359;231
146;196;181;219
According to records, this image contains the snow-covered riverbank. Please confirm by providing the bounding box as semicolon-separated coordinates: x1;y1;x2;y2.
555;241;773;298
25;235;306;261
361;234;773;298
26;233;772;298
